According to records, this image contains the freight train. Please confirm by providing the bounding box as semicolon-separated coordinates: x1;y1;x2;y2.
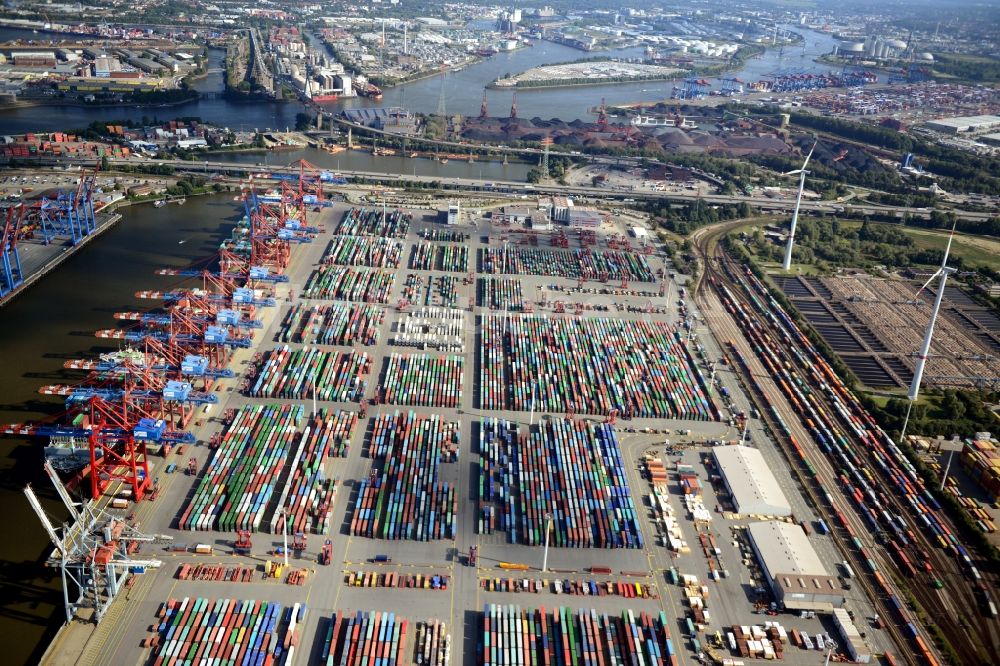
712;261;999;664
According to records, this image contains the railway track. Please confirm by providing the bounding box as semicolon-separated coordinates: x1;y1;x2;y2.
690;222;1000;665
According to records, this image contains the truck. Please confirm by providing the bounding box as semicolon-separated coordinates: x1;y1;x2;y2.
371;554;392;563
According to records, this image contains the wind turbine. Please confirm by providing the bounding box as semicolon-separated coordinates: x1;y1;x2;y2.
899;220;958;441
782;140;817;271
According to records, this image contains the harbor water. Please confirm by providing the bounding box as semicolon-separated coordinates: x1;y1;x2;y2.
0;27;837;134
0;195;235;664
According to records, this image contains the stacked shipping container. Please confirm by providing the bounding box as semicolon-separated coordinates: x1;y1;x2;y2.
180;404;302;532
481;605;677;666
479;418;643;548
351;411;459;540
479;315;717;419
276;303;384;346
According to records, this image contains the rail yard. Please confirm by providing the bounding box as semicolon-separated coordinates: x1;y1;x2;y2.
692;222;1000;666
4;169;998;666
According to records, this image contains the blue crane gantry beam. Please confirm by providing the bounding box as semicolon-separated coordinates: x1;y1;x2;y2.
96;329;254;348
115;310;263;329
2;421;195;443
59;387;218;406
67;357;235;379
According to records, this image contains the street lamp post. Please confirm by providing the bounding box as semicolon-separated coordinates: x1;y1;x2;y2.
282;511;289;568
542;513;553;573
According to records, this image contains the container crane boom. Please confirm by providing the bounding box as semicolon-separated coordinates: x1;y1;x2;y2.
23;484;63;555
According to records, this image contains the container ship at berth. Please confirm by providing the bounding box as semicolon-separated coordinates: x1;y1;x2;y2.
353;80;383;100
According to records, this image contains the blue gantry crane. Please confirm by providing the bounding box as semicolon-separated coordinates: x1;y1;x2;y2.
32;167;98;245
1;204;25;298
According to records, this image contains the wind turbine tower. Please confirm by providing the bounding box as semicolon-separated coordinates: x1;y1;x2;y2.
898;222;958;442
908;222;958;402
782;141;816;271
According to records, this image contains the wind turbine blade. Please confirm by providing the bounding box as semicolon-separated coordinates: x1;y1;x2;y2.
940;219;957;270
783;170;801;176
915;270;941;298
801;141;817;171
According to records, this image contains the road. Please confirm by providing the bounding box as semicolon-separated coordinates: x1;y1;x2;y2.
8;154;994;224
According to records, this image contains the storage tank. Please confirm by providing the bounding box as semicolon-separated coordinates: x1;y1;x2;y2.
838;41;865;55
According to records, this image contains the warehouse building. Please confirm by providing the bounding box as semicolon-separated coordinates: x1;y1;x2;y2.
12;51;57;68
924;115;1000;135
747;521;844;612
713;445;792;517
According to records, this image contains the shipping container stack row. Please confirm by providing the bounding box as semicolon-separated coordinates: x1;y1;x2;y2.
247;346;369;402
352;411;459;541
149;597;303;666
303;267;395;303
409;242;470;273
646;461;689;554
277;303;385;346
481;605;678;666
479;315;718;420
480;247;655;282
336;206;412;237
728;623;789;660
322;235;403;268
421;228;468;243
346;571;450;590
402;273;462;310
416;620;451;666
479;278;526;312
0;136;132;160
434;275;460;309
676;573;713;651
478;418;643;548
380;353;464;408
320;611;409;666
180;404;303;532
394;307;468;353
271;408;359;535
481;577;658;599
175;564;255;583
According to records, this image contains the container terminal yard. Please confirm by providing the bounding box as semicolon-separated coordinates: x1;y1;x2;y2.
2;165;997;666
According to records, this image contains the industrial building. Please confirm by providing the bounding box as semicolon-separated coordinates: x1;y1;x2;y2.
445;202;461;225
547;196;573;223
567;208;604;228
712;445;792;517
11;51;57;68
747;521;844;612
924;115;1000;135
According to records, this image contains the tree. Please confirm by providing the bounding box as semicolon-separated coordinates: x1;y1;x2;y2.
100;155;110;172
526;168;543;184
